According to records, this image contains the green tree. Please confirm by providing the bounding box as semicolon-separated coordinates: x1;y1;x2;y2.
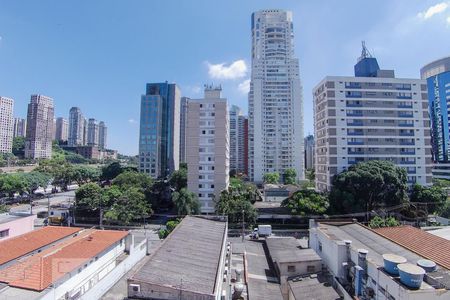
0;174;27;197
411;184;447;214
101;162;124;181
283;168;297;185
281;190;329;216
12;137;25;157
105;187;151;224
172;188;200;215
215;187;257;225
20;172;51;195
72;165;101;186
158;219;181;239
369;216;400;228
264;172;280;184
75;182;103;210
169;167;187;191
329;160;408;214
112;171;153;191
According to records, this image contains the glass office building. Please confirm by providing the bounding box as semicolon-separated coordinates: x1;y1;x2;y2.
421;57;450;163
139;82;180;178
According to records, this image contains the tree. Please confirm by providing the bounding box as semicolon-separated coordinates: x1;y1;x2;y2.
12;137;25;157
172;188;201;215
20;172;51;195
281;190;329;216
72;165;101;186
158;219;181;239
215;188;257;225
0;174;27;197
104;187;151;224
369;216;400;228
112;171;153;191
75;182;103;210
169;167;187;191
101;162;124;181
329;160;408;214
283;168;297;185
410;184;447;214
264;172;280;184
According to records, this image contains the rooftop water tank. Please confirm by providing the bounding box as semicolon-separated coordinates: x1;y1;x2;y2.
417;259;437;272
382;254;407;275
397;263;425;289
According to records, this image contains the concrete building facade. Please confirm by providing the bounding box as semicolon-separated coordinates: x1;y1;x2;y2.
98;121;107;149
54;117;68;142
25;95;54;159
420;56;450;163
304;134;314;171
179;96;189;163
68;107;85;146
13;118;26;138
87;118;99;146
249;9;304;183
139;82;180;178
229;105;247;174
0;97;14;153
186;86;229;213
313;49;432;191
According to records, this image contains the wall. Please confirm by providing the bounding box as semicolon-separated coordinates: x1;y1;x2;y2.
0;214;35;241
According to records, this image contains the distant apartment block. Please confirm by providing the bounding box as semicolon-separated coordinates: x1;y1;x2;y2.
139;82;180;178
313;45;432;191
83;117;88;145
25;95;54;159
0;97;14;153
13;118;26;138
304;134;315;170
179;96;189;163
421;56;450;163
54;117;68;142
186;86;229;213
229;105;247;174
87;118;99;146
98;121;107;149
249;9;304;183
68;107;84;146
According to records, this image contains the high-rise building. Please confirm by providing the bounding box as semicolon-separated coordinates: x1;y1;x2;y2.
179;96;189;163
243;117;249;175
13;118;26;138
304;134;314;170
420;56;450;163
0;97;14;153
83;118;88;146
68;107;84;146
313;44;432;191
186;85;229;213
139;82;180;178
98;121;107;149
87;118;99;146
229;105;247;174
25;95;54;159
55;117;69;142
249;9;304;183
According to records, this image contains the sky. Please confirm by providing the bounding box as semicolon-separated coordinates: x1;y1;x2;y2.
0;0;449;155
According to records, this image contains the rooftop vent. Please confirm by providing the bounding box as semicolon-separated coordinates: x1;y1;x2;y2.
397;263;425;289
382;254;407;275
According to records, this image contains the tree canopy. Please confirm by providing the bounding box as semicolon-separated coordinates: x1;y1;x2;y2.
283;168;297;185
264;172;280;184
169;165;187;191
172;188;200;215
281;190;329;216
12;137;25;158
410;183;447;214
215;187;257;225
329;160;408;214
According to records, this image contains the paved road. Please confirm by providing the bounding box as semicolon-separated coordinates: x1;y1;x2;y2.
9;191;76;214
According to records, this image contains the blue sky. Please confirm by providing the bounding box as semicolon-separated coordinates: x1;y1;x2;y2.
0;0;449;155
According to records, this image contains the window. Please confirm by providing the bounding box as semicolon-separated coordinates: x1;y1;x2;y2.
307;265;316;273
211;184;215;188
318;242;322;252
287;265;296;272
0;229;9;239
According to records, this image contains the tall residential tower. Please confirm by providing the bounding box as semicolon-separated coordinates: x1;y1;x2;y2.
55;117;69;142
229;105;247;174
68;107;84;146
139;82;180;178
249;9;304;183
98;121;107;149
25;95;54;159
0;97;14;153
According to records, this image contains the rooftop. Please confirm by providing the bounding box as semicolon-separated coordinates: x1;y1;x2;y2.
0;229;127;291
266;237;321;264
130;216;227;296
288;273;341;300
0;226;82;266
373;225;450;271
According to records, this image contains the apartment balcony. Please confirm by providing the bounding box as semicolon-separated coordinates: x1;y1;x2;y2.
400;150;416;155
345;83;362;89
399;131;414;136
398;123;414;127
346;103;363;107
346;112;363;117
397;104;413;108
399;141;415;145
348;150;365;155
347;121;364;126
397;95;412;99
398;113;414;118
347;131;364;136
399;160;416;164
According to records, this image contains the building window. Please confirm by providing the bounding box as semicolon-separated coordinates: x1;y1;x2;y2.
307;265;316;273
318;242;322;252
287;265;296;272
0;229;9;239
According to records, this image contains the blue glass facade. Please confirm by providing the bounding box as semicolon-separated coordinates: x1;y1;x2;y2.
139;82;179;178
354;57;380;77
427;71;450;162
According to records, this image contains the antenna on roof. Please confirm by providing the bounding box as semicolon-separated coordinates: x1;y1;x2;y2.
358;41;373;62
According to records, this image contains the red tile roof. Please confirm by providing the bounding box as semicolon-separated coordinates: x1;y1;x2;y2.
0;229;128;291
372;225;450;271
0;226;82;265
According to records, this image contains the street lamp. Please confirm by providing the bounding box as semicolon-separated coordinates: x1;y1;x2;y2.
241;209;245;242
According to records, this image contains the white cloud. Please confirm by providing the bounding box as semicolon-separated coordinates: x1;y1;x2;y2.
417;2;449;19
128;118;136;124
238;79;250;94
206;59;247;80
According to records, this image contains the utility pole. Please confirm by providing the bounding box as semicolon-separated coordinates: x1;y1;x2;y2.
47;195;50;225
241;209;245;242
99;207;103;230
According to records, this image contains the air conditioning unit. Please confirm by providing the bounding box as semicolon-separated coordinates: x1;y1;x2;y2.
130;284;141;293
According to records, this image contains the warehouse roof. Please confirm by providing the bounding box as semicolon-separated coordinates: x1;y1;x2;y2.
288;274;341;300
0;229;128;291
130;216;227;296
0;226;82;265
266;237;321;264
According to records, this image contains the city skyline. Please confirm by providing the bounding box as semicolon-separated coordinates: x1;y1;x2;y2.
0;1;449;155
